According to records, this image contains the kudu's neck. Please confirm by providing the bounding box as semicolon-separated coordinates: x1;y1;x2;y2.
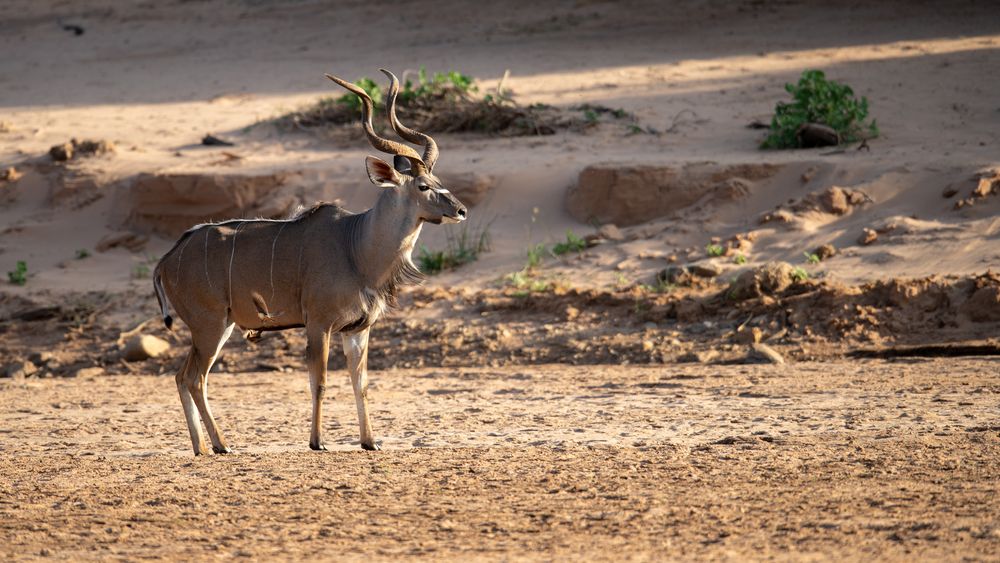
354;188;423;289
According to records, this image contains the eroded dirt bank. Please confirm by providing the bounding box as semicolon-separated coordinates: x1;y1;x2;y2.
1;360;999;560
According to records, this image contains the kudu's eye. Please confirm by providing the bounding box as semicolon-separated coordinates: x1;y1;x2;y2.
418;184;430;192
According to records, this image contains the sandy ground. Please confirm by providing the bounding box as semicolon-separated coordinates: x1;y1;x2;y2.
2;1;1000;561
2;359;1000;560
0;0;998;292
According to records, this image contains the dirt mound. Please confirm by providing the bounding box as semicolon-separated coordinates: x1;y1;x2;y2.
5;272;996;379
280;74;588;138
759;185;870;226
727;262;800;300
566;163;780;226
117;172;300;237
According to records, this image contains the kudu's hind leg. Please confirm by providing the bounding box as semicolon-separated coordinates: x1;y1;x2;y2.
343;329;379;451
306;324;332;451
176;350;208;455
182;322;235;455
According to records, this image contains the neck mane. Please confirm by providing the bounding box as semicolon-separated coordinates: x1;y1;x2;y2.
348;189;425;306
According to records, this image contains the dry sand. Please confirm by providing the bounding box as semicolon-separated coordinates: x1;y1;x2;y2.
2;360;1000;560
0;0;998;292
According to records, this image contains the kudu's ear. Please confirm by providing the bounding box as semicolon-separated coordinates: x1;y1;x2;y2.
393;155;413;175
365;156;403;188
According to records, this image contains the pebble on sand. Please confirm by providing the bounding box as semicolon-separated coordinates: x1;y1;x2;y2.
122;334;171;362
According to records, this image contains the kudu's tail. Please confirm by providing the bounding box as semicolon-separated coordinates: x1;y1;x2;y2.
153;268;174;330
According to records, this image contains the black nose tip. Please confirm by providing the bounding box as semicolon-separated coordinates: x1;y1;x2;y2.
457;207;467;218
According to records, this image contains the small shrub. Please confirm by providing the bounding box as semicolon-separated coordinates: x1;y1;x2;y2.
791;266;809;282
417;219;492;275
705;243;725;257
504;270;552;295
417;247;447;274
639;279;674;294
526;243;547;269
761;69;878;149
733;253;747;265
552;230;587;256
7;261;27;286
75;249;90;259
803;252;820;265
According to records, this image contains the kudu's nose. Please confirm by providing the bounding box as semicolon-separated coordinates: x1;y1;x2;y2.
456;206;467;220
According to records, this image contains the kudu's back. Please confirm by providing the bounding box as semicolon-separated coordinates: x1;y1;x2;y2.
154;203;360;334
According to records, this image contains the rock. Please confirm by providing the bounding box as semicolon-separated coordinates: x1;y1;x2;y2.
727;262;798;301
72;367;104;378
49;139;115;162
564;306;580;321
796;122;840;148
858;228;878;245
3;360;37;379
735;327;763;345
657;266;692;286
973;176;999;198
596;223;624;241
49;142;74;162
74;139;115;157
762;186;869;226
814;244;837;261
437;172;494;207
641;340;655;352
27;351;54;366
202;134;234;146
961;286;1000;322
818;187;850;215
688;262;723;278
677;349;720;363
758;209;798;225
747;343;785;364
122;334;171;362
1;167;22;182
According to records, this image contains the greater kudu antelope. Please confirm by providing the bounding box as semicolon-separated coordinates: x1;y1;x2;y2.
153;69;467;455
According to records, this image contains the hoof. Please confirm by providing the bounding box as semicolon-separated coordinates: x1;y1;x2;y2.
361;442;381;451
213;446;233;454
309;442;328;451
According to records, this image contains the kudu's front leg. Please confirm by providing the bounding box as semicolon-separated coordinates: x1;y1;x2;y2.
306;324;332;451
343;328;379;450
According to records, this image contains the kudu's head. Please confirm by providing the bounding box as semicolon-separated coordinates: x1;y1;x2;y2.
325;70;468;225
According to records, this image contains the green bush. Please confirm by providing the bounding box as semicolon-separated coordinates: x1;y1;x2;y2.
334;77;383;112
761;70;878;149
7;261;27;286
397;68;476;106
525;243;547;269
552;230;587;255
